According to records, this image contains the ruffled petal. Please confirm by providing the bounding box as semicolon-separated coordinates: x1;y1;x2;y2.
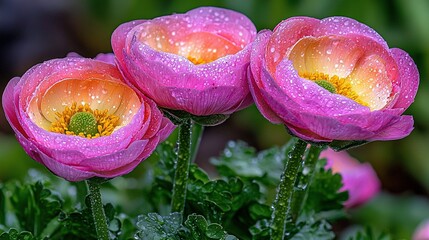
390;48;419;112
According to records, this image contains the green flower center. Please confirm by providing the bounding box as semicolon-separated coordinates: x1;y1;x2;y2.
68;112;98;136
314;80;336;94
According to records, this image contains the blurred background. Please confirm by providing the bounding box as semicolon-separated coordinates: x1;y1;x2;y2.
1;0;428;239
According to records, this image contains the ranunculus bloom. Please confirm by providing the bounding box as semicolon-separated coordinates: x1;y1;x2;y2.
2;55;175;181
321;148;380;208
249;16;419;142
413;220;429;240
112;7;257;116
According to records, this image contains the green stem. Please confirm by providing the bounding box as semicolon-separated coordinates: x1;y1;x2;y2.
86;179;109;240
289;145;323;222
270;138;307;240
170;118;193;219
190;123;204;162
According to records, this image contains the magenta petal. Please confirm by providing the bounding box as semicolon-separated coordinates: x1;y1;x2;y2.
368;115;414;141
78;140;148;172
248;70;282;124
94;53;116;65
157;117;177;142
14;131;93;181
317;17;388;48
321;148;380;208
2;77;25;135
123;42;252;115
39;152;94;182
187;7;256;35
298;112;375;141
390;48;419;112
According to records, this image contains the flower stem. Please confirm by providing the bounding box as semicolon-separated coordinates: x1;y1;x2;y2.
190;123;204;162
270;138;307;240
289;144;323;221
86;179;109;240
170;118;193;219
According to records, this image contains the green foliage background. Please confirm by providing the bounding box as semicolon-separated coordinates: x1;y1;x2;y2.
0;0;428;239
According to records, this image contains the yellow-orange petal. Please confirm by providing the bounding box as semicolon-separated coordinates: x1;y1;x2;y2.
347;54;393;110
175;32;241;64
135;23;175;53
288;36;365;78
136;21;241;64
30;78;141;131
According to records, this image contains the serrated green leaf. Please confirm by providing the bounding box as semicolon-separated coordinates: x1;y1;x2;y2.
211;139;296;188
184;214;238;240
57;200;125;240
248;203;271;221
304;159;348;213
288;217;335;240
249;219;271;239
135;212;184;240
0;229;35;240
8;181;62;237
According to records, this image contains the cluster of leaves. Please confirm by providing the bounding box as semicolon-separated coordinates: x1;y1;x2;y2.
0;139;370;239
136;140;350;239
0;180;135;240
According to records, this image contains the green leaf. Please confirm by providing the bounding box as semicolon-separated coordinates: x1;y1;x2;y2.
161;108;230;126
328;140;368;151
211;139;296;187
304;159;349;213
135;212;184;240
8;181;62;237
288;215;335;240
191;114;230;126
0;229;35;240
57;199;130;240
184;214;238;240
161;109;191;125
347;226;392;240
249;219;271;239
57;208;97;240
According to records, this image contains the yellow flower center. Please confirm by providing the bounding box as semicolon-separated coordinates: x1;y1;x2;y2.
50;102;120;139
299;72;368;107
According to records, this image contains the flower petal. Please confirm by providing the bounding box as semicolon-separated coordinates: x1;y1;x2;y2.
390;48;419;112
368;115;414;141
317;17;388;48
2;77;26;134
288;35;365;78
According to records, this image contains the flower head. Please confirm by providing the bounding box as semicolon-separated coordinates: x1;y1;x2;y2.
249;16;419;143
2;54;175;181
112;7;257;117
321;148;380;208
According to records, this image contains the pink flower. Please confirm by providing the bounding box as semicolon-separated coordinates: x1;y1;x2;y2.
321;148;380;208
249;16;419;143
112;7;257;116
413;220;429;240
2;55;175;181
